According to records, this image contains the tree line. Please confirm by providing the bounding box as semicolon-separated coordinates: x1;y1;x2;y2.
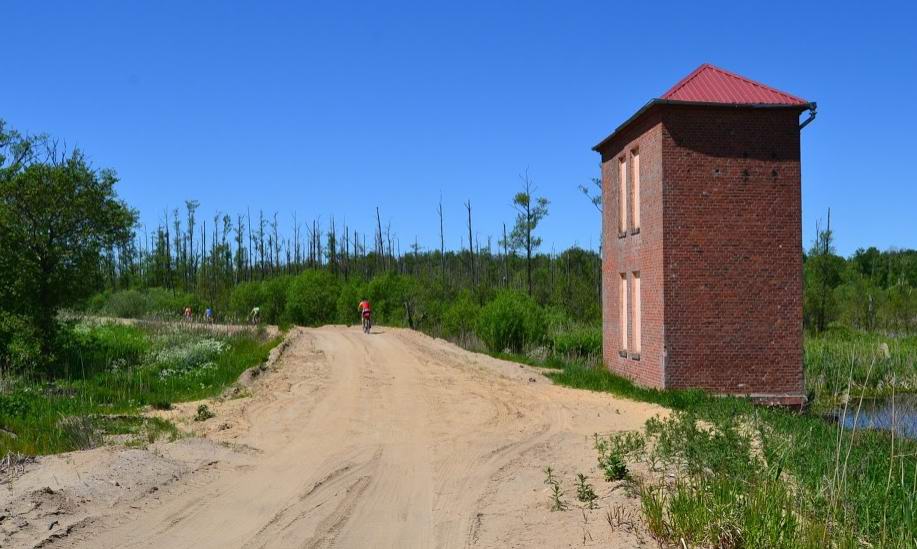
804;211;917;335
3;119;916;376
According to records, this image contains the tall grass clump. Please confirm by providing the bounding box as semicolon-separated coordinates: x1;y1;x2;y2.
805;325;917;410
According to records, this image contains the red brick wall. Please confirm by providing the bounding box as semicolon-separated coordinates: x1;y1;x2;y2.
659;105;805;399
600;111;665;388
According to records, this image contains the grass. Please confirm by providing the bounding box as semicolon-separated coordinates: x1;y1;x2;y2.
545;358;917;547
0;318;281;455
805;325;917;411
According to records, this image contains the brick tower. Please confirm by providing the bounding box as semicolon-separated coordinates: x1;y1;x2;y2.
594;64;815;405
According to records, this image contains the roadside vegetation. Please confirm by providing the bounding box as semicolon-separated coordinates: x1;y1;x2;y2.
0;318;279;455
547;362;917;547
2;120;916;545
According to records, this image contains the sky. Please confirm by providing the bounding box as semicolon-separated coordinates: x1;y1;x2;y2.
2;1;915;257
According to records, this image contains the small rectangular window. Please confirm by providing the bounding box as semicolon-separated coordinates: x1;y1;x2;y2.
631;150;640;230
620;273;628;351
632;271;641;355
618;158;627;234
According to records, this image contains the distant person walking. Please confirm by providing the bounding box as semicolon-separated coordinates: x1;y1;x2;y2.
358;299;372;333
205;307;213;324
249;306;261;325
183;306;193;323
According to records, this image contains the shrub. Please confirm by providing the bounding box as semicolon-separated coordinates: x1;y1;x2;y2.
228;277;291;324
54;320;151;378
96;289;148;318
366;273;417;326
92;288;201;319
229;281;263;320
336;279;367;325
285;270;340;326
441;291;480;340
0;312;42;374
261;276;292;324
475;290;546;353
552;325;602;359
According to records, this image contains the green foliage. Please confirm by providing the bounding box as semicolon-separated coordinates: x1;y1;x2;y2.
261;276;292;324
0;123;136;367
805;327;917;409
335;278;367;325
227;277;291;324
229;281;264;320
91;288;201;319
0;311;42;373
55;320;151;378
574;473;598;509
441;291;480;341
547;355;917;547
543;466;567;512
285;270;339;326
0;320;280;456
475;290;546;353
594;431;643;482
366;272;417;326
551;325;601;359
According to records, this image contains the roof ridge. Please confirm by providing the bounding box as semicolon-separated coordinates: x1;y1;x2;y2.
660;64;808;105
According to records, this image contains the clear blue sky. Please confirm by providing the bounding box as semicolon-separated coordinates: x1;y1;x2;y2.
3;1;915;256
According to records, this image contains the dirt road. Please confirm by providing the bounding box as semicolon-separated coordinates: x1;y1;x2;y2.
44;326;663;548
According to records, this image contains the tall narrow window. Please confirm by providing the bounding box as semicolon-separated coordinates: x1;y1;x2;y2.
631;150;640;230
632;272;641;355
618;158;627;234
619;273;628;351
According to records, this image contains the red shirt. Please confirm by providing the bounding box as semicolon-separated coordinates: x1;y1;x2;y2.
359;300;371;312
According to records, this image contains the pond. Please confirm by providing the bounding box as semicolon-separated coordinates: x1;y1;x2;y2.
832;394;917;440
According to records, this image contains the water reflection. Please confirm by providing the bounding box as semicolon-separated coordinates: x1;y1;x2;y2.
834;394;917;439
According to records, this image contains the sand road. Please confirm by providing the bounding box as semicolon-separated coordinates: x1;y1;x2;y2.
50;326;663;548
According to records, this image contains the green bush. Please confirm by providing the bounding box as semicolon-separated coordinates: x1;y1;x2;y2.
336;279;367;325
366;273;416;326
441;291;480;340
54;320;151;378
285;270;340;326
475;290;546;353
552;325;602;359
228;277;291;324
0;312;42;373
261;276;292;323
229;281;263;320
92;288;200;319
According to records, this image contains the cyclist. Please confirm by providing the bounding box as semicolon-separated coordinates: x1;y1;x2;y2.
357;298;372;333
249;306;261;325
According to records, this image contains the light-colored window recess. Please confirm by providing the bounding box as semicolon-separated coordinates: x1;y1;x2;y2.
618;157;627;235
631;150;640;231
620;273;628;351
632;271;641;355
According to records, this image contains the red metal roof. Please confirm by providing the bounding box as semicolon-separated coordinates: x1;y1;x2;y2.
660;64;808;106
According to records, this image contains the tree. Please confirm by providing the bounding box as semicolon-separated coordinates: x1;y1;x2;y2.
803;211;844;334
0;123;136;366
578;177;602;213
509;170;549;296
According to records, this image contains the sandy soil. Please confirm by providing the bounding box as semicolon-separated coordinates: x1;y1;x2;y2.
3;326;665;548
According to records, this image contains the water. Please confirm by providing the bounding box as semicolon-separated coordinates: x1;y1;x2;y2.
834;394;917;440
